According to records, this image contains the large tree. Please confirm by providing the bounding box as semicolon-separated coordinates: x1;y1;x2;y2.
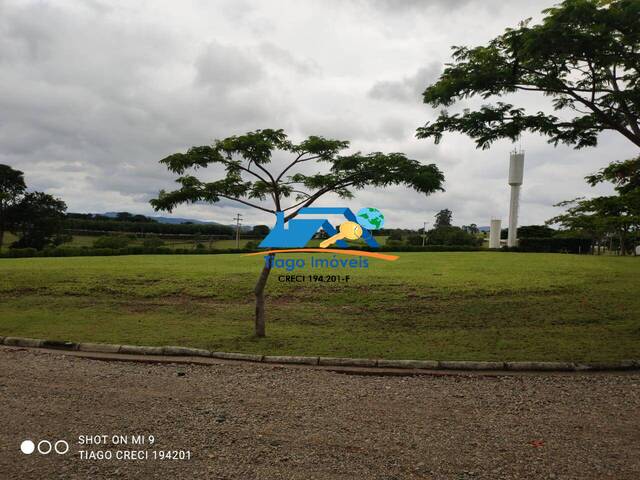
434;208;453;228
0;164;27;251
417;0;640;150
10;192;68;250
549;156;640;254
151;129;444;337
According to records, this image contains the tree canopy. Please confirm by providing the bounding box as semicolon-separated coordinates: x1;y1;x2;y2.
151;128;445;337
417;0;640;149
151;129;444;220
549;156;640;253
10;192;68;250
434;208;453;228
0;164;27;251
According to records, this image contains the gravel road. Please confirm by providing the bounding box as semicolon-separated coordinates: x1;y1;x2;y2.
0;347;639;480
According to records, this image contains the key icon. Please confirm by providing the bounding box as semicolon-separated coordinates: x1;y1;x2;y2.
319;221;363;248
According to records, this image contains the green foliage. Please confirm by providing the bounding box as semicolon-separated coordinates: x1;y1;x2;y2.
63;216;232;236
515;237;592;253
244;240;260;250
517;225;556;238
462;223;479;235
93;235;130;249
387;229;405;241
426;226;483;246
434;208;452;228
251;225;270;237
550;156;640;254
113;212;156;223
142;237;165;248
586;156;640;194
405;234;424;246
0;164;27;251
0;165;26;207
150;129;444;219
0;246;259;259
10;192;67;250
417;0;640;149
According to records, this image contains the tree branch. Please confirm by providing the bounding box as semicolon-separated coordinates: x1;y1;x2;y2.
608;65;640;138
275;154;322;184
220;157;269;184
284;180;356;221
218;195;275;214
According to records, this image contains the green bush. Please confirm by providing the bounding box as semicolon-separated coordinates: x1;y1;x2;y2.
385;239;405;248
426;226;483;246
1;244;484;259
92;235;130;249
64;217;233;236
142;237;165;248
2;247;38;258
244;240;260;250
510;237;592;254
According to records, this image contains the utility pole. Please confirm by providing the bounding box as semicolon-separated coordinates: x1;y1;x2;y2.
422;221;428;246
233;213;243;249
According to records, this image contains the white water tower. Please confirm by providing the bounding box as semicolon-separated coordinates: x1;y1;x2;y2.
507;150;525;247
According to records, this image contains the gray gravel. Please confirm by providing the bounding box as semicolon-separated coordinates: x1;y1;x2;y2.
1;347;639;479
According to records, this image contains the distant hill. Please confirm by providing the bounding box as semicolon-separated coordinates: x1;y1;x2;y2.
102;212;223;226
101;212;253;231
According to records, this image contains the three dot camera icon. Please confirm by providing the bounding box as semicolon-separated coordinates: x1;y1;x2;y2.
21;439;69;455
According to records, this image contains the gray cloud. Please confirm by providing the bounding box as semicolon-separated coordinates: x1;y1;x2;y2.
368;63;441;103
195;41;264;88
0;0;634;230
257;42;320;76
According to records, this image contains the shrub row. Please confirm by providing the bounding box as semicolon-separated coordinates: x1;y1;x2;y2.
359;245;482;252
507;237;593;254
0;246;253;258
63;218;233;235
1;244;484;258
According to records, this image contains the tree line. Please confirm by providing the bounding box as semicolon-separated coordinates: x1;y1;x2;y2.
0;165;240;252
0;165;67;251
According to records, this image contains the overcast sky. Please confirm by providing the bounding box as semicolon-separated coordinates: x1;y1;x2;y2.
1;0;637;228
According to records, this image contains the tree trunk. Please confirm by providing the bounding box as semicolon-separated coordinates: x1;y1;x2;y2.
253;253;274;337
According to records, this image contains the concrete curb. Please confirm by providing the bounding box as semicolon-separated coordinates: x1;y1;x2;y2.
119;345;164;356
377;359;439;369
319;357;377;367
264;355;319;365
163;346;210;357
439;361;505;371
505;361;575;372
4;337;45;348
78;342;121;353
211;351;264;362
2;336;639;373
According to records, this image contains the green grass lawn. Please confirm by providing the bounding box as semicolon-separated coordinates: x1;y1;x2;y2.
0;252;638;362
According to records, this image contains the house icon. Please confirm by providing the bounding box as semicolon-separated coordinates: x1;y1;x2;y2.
259;207;379;248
